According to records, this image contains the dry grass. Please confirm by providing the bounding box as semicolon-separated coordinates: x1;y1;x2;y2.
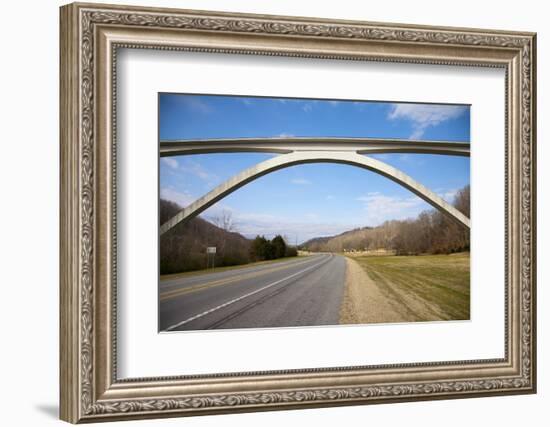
342;253;470;323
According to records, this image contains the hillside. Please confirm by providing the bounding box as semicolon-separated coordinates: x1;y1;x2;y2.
302;227;373;252
301;225;395;253
301;185;470;255
159;199;251;274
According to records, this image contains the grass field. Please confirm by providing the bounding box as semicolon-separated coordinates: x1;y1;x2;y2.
351;253;470;321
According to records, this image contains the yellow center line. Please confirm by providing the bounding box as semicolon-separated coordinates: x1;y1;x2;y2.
160;256;324;302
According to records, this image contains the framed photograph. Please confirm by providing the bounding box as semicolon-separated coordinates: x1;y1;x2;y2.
60;2;537;423
157;94;472;332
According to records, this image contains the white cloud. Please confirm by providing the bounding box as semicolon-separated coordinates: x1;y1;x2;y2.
201;207;359;244
409;128;426;140
437;188;459;203
290;178;311;185
161;157;178;170
302;103;313;113
236;217;356;243
181;97;213;114
396;153;425;166
277;133;295;138
356;192;428;226
162;158;219;188
388;103;467;125
179;159;218;183
388;103;468;139
160;187;195;207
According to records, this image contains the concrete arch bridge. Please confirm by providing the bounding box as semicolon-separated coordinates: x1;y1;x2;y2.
159;137;470;236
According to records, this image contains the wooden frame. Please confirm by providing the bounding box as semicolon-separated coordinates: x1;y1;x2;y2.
60;2;537;423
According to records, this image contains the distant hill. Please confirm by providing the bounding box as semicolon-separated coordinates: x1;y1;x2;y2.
301;226;386;253
300;236;332;248
301;227;372;251
160;184;470;271
160;199;251;274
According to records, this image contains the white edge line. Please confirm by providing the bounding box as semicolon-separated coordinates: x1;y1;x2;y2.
164;254;332;331
160;255;316;291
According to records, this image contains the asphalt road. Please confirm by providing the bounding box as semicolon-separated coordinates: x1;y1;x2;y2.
159;253;346;331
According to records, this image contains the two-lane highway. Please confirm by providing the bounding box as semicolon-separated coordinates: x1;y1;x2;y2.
159;253;346;331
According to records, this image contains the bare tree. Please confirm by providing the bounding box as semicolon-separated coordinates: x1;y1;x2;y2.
160;200;252;274
211;209;235;232
209;209;237;257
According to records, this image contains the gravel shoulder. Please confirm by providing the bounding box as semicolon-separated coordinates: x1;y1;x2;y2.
339;257;411;324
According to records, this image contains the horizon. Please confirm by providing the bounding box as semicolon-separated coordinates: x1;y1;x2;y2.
159;94;470;244
160;181;470;246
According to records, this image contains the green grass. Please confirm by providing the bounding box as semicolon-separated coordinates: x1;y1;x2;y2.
160;255;302;281
351;253;470;321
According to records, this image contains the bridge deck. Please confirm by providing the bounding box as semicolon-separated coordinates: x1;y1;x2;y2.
160;137;470;157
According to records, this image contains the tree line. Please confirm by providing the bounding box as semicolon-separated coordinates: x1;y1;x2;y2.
303;185;470;255
392;185;469;255
249;235;298;261
160;184;469;274
159;200;298;274
159;200;251;274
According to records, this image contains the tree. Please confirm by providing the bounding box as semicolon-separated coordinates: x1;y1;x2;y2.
211;209;235;232
264;240;275;260
454;185;470;216
250;235;271;261
285;246;298;257
272;235;287;259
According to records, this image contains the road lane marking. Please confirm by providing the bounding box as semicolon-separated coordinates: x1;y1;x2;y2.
160;255;325;301
163;254;333;331
160;256;320;300
160;256;310;285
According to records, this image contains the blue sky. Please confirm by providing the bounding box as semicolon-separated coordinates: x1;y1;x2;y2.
159;94;470;243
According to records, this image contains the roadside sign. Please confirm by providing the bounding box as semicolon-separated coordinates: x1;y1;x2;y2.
207;247;217;254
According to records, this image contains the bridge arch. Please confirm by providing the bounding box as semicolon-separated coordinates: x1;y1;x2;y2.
160;151;470;236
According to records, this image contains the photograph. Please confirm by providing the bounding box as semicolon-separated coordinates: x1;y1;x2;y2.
158;94;471;332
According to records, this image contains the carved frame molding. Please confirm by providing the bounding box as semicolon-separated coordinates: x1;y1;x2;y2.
60;2;536;423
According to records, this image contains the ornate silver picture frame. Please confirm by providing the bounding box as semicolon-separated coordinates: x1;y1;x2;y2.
60;2;536;423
